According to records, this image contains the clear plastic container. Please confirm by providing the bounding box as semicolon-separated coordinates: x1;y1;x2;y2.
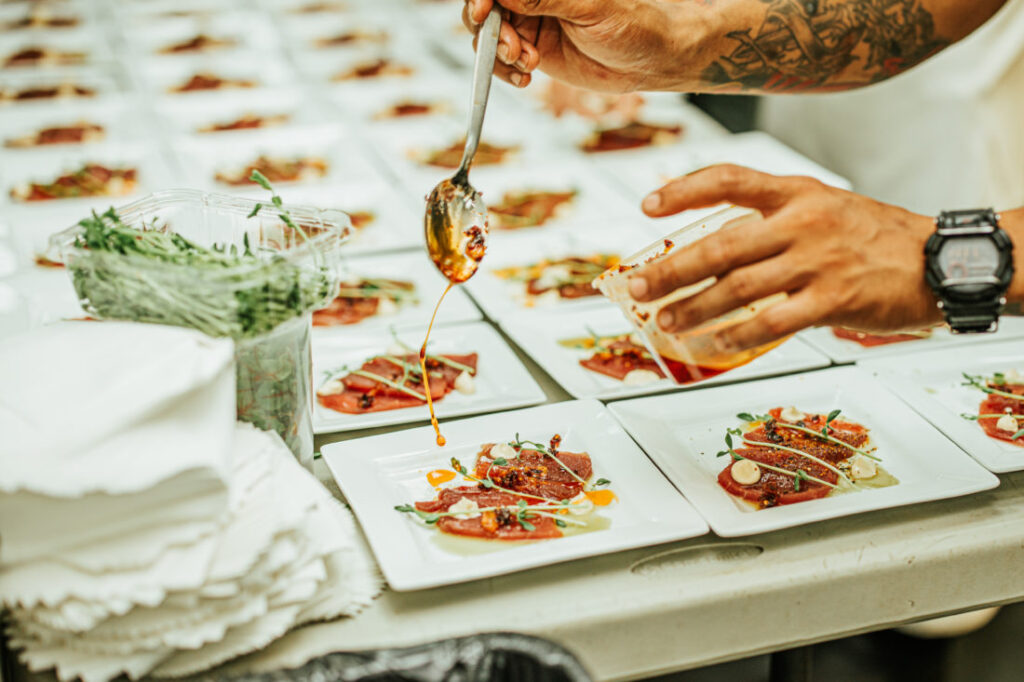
50;189;350;468
594;205;788;382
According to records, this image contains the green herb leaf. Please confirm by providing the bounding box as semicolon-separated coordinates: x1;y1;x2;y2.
249;169;273;191
492;457;508;466
555;519;567;528
246;203;262;218
518;518;536;532
593;478;611;487
737;412;756;422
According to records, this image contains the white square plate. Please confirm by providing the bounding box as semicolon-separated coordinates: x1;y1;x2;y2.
609;366;998;537
798;319;1024;364
860;339;1024;473
313;250;480;332
313;321;545;434
501;306;831;400
321;399;710;590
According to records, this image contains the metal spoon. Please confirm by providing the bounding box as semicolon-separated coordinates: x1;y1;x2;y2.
424;7;501;284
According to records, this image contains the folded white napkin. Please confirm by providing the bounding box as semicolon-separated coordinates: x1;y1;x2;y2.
8;424;383;682
0;321;237;567
0;320;236;496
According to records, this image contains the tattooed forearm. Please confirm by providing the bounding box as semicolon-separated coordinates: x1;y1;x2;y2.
701;0;950;92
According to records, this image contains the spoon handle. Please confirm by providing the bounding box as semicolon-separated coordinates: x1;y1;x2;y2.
457;7;501;178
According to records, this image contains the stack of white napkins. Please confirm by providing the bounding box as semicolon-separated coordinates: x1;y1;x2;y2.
0;322;381;682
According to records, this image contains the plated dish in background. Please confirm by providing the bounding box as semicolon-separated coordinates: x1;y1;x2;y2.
491;253;619;305
8;164;137;202
311;251;479;331
488;189;578;230
862;339;1024;473
312;321;543;434
322;399;708;590
214;155;328;186
3;46;87;68
5;122;104;147
500;306;830;400
799;320;1024;364
580;121;683;153
610;366;998;536
0;83;95;102
168;72;256;93
332;58;414;81
412;138;519;169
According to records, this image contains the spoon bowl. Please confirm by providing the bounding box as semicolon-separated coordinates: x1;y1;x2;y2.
424;7;501;284
425;174;488;283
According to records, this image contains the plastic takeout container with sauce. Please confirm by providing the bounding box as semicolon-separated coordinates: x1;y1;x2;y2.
594;205;787;383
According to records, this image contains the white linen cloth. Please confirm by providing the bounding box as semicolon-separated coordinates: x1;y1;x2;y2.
0;322;382;681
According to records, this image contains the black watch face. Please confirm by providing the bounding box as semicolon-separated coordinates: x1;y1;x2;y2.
937;236;1001;296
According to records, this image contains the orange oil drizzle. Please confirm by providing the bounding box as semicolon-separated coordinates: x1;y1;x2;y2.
426;469;456;487
420;282;454;447
585;489;617;506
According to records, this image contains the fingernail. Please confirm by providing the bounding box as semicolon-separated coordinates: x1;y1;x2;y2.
642;192;662;212
497;43;512;64
658;309;674;330
510;72;524;87
514;53;529;70
628;276;648;300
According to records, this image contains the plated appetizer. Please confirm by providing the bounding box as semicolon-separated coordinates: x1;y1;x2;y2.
3;46;86;68
580;121;683;153
373;100;446;120
831;327;933;347
416;139;517;168
961;372;1024;447
197;113;290;133
313;278;417;327
9;164;137;202
318;347;478;414
397;433;614;541
169;73;256;93
5;121;104;147
290;2;347;13
332;58;414;81
313;30;387;48
3;13;78;30
488;189;577;230
215;155;328;186
716;407;896;509
1;83;94;102
158;34;237;54
493;254;619;304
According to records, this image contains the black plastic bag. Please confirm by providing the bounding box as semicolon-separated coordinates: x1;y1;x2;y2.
221;632;592;682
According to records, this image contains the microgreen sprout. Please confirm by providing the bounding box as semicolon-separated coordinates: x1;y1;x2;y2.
735;411;879;461
962;373;1024;401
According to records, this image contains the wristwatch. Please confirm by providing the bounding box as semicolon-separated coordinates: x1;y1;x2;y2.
924;209;1015;334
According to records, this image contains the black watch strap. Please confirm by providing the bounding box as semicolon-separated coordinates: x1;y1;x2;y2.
939;300;1003;334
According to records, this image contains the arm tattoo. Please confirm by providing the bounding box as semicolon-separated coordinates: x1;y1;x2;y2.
703;0;950;92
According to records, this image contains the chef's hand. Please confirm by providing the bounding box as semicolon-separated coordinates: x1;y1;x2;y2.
627;165;944;353
462;0;691;92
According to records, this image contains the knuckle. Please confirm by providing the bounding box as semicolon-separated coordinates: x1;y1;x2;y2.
705;232;737;270
725;271;757;302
